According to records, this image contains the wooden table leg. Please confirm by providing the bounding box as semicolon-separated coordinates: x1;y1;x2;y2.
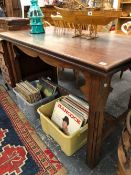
87;74;112;168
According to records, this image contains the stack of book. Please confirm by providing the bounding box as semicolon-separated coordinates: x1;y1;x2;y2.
15;81;42;103
51;95;89;135
0;17;29;31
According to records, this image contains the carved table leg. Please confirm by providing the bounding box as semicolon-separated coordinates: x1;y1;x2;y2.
81;72;112;168
87;74;112;168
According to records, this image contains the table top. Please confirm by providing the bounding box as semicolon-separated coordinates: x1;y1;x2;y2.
0;27;130;73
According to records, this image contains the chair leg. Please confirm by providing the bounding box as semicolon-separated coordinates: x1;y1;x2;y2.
120;70;124;79
120;67;131;79
22;6;24;18
58;67;64;80
58;68;80;88
73;69;79;88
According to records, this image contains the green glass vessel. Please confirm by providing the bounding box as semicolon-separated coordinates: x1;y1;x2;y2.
28;0;45;34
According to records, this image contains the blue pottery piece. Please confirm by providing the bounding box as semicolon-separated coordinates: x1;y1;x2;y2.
28;0;45;34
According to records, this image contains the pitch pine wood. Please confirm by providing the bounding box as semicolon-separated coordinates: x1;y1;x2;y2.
0;28;130;73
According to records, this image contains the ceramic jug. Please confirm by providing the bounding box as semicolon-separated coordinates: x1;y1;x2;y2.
121;21;131;34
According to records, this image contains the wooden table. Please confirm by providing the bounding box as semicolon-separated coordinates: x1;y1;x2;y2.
0;27;131;168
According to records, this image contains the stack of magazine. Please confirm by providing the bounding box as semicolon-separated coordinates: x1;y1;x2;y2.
15;81;42;103
51;94;89;135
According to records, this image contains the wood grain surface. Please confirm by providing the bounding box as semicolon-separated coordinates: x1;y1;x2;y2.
0;27;130;72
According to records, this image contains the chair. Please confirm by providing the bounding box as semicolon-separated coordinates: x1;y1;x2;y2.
51;14;80;88
117;110;131;175
120;67;131;79
19;0;44;18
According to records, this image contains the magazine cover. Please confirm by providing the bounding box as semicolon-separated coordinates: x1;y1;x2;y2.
51;101;84;135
